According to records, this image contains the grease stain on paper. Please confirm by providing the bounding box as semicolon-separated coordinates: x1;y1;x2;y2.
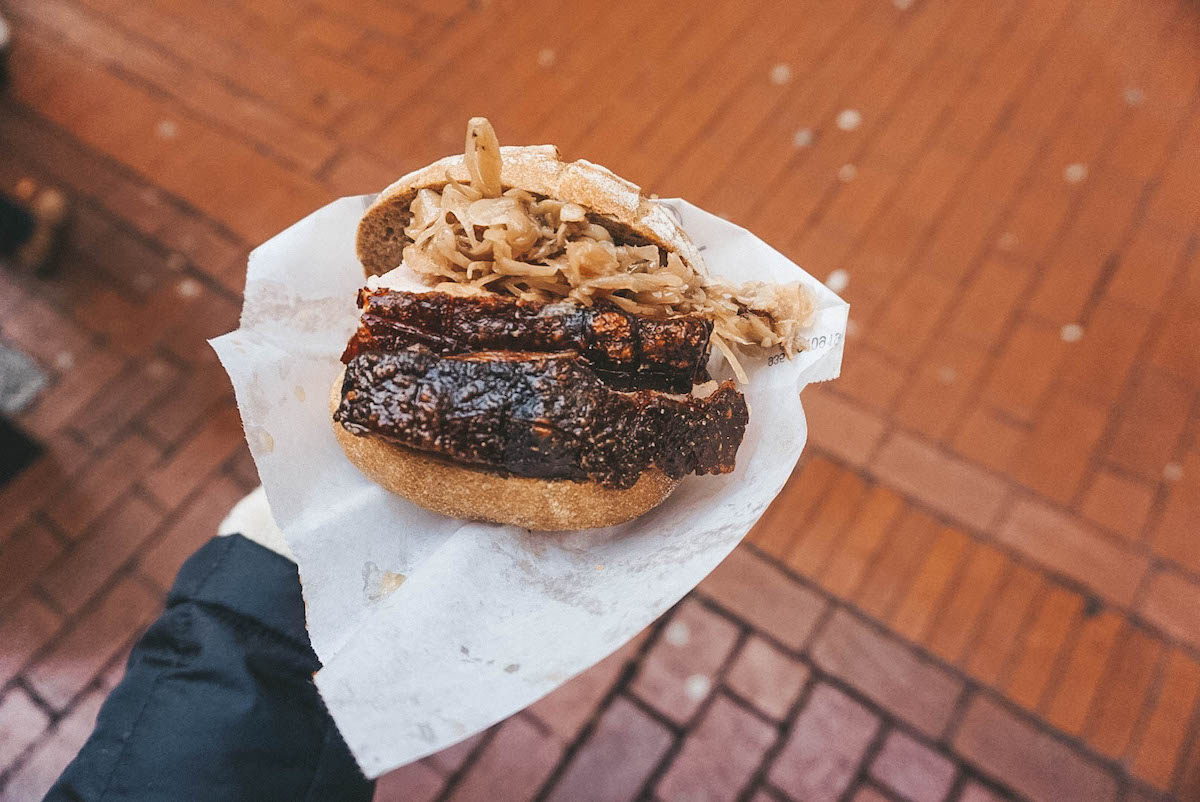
363;561;407;603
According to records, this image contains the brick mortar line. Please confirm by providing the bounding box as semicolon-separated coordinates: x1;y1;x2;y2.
800;419;1200;665
626;0;884;203
1012;17;1200;515
1103;235;1200;609
17;0;373;142
629;625;755;801
527;608;674;802
718;541;1149;794
622;0;878;195
689;590;1028;802
2;458;234;715
816;0;1090;361
875;0;1188;455
783;0;1027;249
842;0;1097;428
586;0;873;186
0;98;249;253
429;719;499;801
536;0;739;159
716;0;957;227
0;616;149;792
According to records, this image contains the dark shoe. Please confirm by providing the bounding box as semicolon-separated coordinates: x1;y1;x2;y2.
15;182;69;276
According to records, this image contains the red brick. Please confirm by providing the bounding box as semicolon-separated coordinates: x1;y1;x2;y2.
849;788;891;802
44;433;162;539
1175;704;1200;801
226;446;261;491
1150;450;1200;574
40;492;163;615
0;432;85;537
785;470;867;579
952;695;1118;802
0;687;51;771
526;630;647;745
699;547;828;651
748;457;838;560
142;362;235;446
1106;370;1192;483
1043;609;1124;735
1151;266;1200;388
1010;390;1109;504
70;358;181;448
893;337;991;441
868;273;957;366
0;294;93;369
421;731;485;778
0;595;62;688
1139;570;1200;652
16;345;124;441
1130;649;1200;790
926;544;1011;664
821;486;906;599
1106;222;1190;314
801;388;888;468
0;691;105;801
890;526;970;642
137;475;245;590
947;257;1029;350
957;782;1009;802
373;760;443;802
832;346;908;412
871;432;1010;531
545;697;673;802
1003;583;1084;710
25;578;159;711
631;599;739;724
448;715;562;802
141;406;245;510
1059;299;1153;406
1085;627;1163;759
0;523;63;611
979;319;1068;424
854;508;940;620
812;609;963;738
767;682;880;802
964;563;1045;686
996;498;1148;607
724;636;810;721
1081;470;1156;543
870;730;956;802
657;695;776;802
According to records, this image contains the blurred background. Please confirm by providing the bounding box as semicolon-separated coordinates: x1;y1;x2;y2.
0;0;1198;799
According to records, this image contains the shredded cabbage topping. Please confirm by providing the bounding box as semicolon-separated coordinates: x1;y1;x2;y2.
399;118;816;382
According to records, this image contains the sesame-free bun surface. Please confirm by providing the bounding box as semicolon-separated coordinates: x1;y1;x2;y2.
330;372;679;531
356;145;705;278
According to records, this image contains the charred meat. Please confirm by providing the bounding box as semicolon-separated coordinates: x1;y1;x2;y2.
341;289;712;393
335;347;748;490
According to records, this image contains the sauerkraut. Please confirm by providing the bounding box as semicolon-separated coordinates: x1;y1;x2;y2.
400;118;815;382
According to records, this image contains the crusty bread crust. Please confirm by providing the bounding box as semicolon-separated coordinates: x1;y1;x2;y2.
330;372;679;531
356;145;705;278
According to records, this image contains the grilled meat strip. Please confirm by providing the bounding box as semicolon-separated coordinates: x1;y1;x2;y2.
341;289;712;393
335;347;749;490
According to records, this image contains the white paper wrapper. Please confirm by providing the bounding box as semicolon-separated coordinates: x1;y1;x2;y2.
210;195;848;777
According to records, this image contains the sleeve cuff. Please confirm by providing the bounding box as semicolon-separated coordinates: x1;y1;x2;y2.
168;534;311;649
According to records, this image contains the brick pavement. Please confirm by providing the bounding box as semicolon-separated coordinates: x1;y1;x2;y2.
1;0;1198;798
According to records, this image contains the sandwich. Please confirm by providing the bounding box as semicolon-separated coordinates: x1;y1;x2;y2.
332;118;814;530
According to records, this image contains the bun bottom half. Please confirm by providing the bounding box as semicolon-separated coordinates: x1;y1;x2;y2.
330;374;679;531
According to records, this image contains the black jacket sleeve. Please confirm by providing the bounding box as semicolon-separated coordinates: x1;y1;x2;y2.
45;534;374;802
